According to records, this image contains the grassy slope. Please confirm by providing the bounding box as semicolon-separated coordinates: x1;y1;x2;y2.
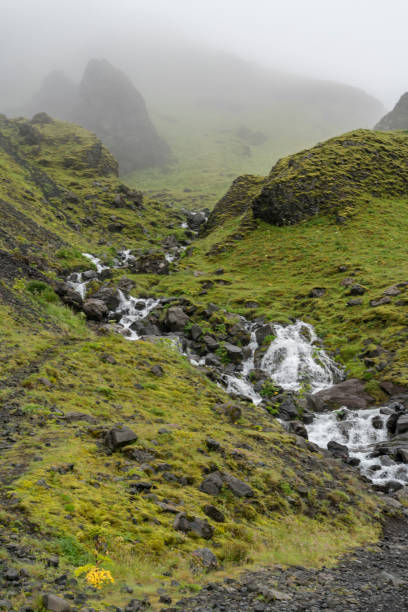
154;129;408;398
0;117;388;609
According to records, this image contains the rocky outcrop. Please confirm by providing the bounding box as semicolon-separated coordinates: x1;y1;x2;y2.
28;59;171;174
375;93;408;130
252;130;408;225
76;59;171;173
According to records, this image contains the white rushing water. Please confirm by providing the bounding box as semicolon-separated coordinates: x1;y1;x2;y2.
114;290;160;340
223;321;342;404
307;408;408;485
261;321;342;393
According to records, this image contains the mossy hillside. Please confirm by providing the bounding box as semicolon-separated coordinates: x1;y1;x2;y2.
154;196;408;395
1;298;381;609
253;129;408;225
0;115;189;274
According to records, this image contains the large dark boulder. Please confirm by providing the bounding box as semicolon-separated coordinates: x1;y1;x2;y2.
308;379;374;412
375;92;408;130
173;513;214;539
76;59;171;173
104;426;138;451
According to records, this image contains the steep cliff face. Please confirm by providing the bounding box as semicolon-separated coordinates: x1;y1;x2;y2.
76;59;171;173
375;92;408;131
27;60;171;174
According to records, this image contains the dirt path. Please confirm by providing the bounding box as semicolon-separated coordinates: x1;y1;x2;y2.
164;516;408;611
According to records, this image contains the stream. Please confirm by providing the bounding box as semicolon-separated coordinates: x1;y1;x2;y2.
65;250;408;490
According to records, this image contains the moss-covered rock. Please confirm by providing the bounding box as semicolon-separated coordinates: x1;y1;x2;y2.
253;130;408;225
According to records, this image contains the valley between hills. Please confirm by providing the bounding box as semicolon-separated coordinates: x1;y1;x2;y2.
1;100;408;611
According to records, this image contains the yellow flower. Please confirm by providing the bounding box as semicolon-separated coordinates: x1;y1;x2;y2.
85;567;114;589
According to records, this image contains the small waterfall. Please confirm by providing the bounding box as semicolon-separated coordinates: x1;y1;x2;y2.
66;272;87;299
224;321;341;403
83;253;108;274
307;408;408;485
114;290;160;340
261;321;342;393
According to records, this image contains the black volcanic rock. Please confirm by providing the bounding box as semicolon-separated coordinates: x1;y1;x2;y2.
375;93;408;130
76;59;171;173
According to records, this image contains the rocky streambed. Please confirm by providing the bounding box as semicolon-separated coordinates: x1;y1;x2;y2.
56;245;408;495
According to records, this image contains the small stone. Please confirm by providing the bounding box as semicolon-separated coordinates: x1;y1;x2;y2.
42;594;72;612
203;504;225;522
149;365;164;377
348;284;366;295
370;296;392;307
308;287;326;298
200;472;223;495
104;426;138;451
347;298;362;307
46;557;60;568
205;438;221;452
173;513;214;539
191;548;219;571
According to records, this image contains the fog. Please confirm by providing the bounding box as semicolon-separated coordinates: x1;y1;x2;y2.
1;0;407;111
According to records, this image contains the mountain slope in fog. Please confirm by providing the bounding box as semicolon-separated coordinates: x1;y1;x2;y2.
27;59;171;174
375;92;408;130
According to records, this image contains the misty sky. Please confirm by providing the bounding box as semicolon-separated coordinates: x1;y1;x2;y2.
1;0;407;108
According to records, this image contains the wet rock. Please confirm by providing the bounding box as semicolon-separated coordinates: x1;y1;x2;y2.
308;378;373;411
91;287;120;311
203;335;219;351
104;426;138;451
287;420;308;439
129;252;169;275
374;480;403;494
190;324;203;341
173;513;214;539
396;448;408;463
278;395;299;420
395;414;408;435
372;415;384;429
223;342;243;363
327;440;349;458
165;306;189;332
203;504;225;523
191;548;219;571
187;211;207;231
255;324;275;345
42;594;72;612
83;298;108;320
